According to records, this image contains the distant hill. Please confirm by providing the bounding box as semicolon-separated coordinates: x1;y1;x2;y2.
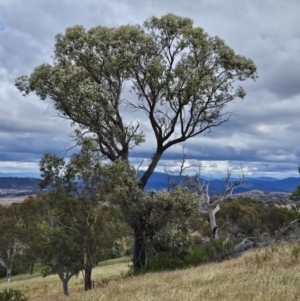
1;173;299;197
0;172;40;178
144;172;300;193
0;177;41;189
0;177;41;198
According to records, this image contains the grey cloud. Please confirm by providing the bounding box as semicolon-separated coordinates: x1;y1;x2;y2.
1;0;300;177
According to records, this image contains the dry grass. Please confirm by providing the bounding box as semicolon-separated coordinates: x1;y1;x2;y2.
2;244;300;300
0;258;130;300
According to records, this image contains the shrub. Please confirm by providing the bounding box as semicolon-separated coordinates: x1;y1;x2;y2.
143;252;186;272
0;288;28;301
184;244;207;266
291;245;300;259
138;238;234;273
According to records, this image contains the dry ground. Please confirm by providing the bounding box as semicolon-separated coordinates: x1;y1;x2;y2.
2;243;300;301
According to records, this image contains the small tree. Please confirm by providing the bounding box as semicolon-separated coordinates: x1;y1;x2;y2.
38;219;82;296
15;197;42;275
18;194;82;296
0;205;23;283
38;143;121;291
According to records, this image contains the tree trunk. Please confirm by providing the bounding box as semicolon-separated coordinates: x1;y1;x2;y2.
84;251;93;291
58;273;70;296
132;149;162;268
29;262;35;275
62;279;69;296
139;149;162;189
133;223;146;268
6;268;11;283
207;204;220;238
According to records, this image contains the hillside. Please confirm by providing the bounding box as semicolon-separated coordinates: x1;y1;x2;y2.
1;244;300;301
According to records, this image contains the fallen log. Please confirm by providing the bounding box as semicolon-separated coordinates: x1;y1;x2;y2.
214;219;299;262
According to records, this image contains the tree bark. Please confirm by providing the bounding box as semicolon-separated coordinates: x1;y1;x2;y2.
133;223;146;268
84;251;93;291
58;273;70;296
133;148;162;268
62;279;69;296
139;149;162;189
29;262;35;275
6;268;11;283
207;204;220;238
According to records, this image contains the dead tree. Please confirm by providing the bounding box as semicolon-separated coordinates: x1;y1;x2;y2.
192;168;246;238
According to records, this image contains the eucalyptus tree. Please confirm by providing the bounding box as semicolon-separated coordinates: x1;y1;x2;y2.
0;205;22;282
37;143;120;291
16;13;257;267
16;194;82;296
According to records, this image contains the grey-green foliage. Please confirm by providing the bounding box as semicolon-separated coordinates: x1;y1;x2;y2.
19;193;83;296
16;13;257;190
104;161;199;259
38;143;123;291
145;188;199;258
15;13;257;269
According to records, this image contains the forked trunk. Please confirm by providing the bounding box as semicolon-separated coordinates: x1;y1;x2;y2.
62;279;69;296
58;272;71;296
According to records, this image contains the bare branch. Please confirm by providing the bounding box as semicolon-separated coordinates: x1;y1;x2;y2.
273;219;298;243
164;146;195;191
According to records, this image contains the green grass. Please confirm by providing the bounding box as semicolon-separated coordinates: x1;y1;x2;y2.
98;257;131;267
0;263;46;284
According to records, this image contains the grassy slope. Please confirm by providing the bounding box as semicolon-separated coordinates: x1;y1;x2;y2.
0;258;130;300
1;244;300;301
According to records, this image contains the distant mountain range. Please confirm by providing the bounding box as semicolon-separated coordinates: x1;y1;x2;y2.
144;172;300;193
0;177;41;190
0;173;299;198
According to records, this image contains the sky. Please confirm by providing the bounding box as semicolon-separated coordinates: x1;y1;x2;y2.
0;0;300;179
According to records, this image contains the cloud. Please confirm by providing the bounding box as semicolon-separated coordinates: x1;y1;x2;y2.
0;0;300;179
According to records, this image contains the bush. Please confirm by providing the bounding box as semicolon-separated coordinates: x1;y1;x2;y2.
136;238;234;274
135;252;186;273
0;288;28;301
184;244;207;266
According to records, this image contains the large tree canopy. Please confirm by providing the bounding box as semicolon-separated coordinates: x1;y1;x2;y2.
16;13;257;189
